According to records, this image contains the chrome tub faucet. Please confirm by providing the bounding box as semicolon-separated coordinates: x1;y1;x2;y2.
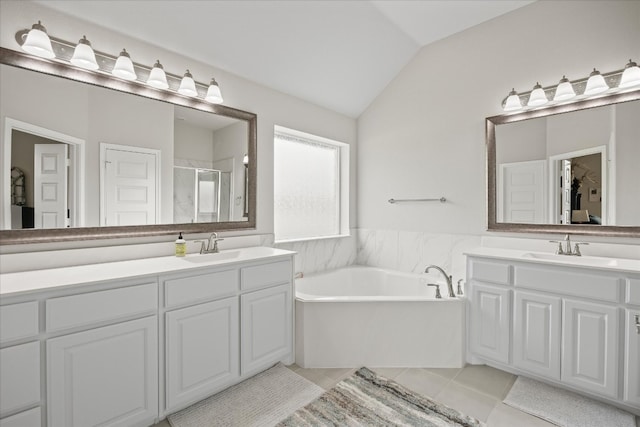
425;265;456;298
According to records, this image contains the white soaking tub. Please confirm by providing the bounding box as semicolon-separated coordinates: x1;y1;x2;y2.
295;265;465;368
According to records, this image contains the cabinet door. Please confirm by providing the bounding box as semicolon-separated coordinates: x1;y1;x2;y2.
0;342;40;417
513;291;561;380
562;299;618;398
624;309;640;407
241;283;292;376
469;282;511;364
47;317;158;427
165;297;239;411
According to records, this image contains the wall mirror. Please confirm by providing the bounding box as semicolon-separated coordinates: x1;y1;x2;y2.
0;47;256;244
487;89;640;237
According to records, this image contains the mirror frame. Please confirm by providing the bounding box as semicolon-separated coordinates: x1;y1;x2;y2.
487;88;640;238
0;47;257;244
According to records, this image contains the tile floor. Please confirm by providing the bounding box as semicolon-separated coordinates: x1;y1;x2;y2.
154;363;640;427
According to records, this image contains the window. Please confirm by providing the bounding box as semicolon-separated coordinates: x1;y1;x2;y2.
274;126;349;242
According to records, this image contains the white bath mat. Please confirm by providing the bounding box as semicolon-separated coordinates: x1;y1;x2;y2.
167;363;324;427
503;376;636;427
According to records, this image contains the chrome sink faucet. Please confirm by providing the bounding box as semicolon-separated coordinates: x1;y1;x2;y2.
425;265;455;298
549;234;589;256
195;232;225;254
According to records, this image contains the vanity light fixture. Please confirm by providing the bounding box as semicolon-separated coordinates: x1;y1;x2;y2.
584;68;608;95
14;23;225;104
21;21;55;59
147;60;169;89
112;49;137;81
503;89;522;111
527;82;548;107
178;69;198;96
205;78;224;104
619;59;640;88
70;36;99;70
502;59;640;113
553;75;576;101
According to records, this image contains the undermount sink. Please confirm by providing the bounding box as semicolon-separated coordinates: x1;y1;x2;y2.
522;252;619;267
182;250;242;263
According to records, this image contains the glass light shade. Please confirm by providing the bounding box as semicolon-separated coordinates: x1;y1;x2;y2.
503;88;522;111
584;69;608;95
70;36;99;70
619;59;640;88
553;76;576;101
21;21;55;59
205;78;223;103
147;60;169;89
178;70;198;96
527;82;548;107
112;49;137;80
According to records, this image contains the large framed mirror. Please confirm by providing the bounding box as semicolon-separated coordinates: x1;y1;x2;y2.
0;47;256;244
487;89;640;238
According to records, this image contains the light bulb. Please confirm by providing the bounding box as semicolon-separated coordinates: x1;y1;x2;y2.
584;68;609;95
70;36;99;70
503;88;522;111
178;70;198;96
527;82;548;107
147;60;169;89
21;21;55;59
205;78;223;103
619;59;640;89
112;49;137;81
553;76;576;101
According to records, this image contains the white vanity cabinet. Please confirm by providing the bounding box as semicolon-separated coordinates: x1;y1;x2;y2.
46;281;159;427
163;268;240;412
466;251;640;414
513;290;561;380
0;302;41;427
0;247;296;427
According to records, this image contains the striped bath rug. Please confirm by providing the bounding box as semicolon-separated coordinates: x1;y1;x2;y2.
278;367;485;426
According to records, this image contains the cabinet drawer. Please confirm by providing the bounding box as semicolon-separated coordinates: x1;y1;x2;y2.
0;302;38;344
164;269;238;308
627;278;640;306
241;260;292;291
469;259;511;285
0;407;41;427
0;408;42;427
46;283;157;332
514;265;620;302
0;342;40;417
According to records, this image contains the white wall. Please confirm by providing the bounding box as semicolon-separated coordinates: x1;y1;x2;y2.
356;0;639;276
0;0;357;266
616;100;640;225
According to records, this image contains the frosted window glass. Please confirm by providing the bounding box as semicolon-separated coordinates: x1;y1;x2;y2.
274;132;340;240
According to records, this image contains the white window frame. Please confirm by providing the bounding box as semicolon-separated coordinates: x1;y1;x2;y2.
274;125;349;243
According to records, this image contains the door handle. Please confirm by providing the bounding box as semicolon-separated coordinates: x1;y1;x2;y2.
635;314;640;334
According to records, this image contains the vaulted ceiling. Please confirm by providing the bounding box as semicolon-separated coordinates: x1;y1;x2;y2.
35;0;535;117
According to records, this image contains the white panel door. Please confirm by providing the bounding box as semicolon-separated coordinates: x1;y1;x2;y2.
562;299;619;398
34;143;67;228
624;309;640;407
469;282;511;364
240;283;292;376
513;291;561;380
102;145;158;226
165;297;239;412
498;160;546;223
47;317;158;427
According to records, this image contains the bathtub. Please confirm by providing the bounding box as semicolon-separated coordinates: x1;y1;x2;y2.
295;265;465;368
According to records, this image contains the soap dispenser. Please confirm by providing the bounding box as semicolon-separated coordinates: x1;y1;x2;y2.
175;232;186;257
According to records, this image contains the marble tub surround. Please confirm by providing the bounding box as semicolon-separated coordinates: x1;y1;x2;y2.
274;231;357;275
356;228;482;284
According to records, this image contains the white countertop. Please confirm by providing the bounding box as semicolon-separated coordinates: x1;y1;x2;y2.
0;246;295;297
465;247;640;274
